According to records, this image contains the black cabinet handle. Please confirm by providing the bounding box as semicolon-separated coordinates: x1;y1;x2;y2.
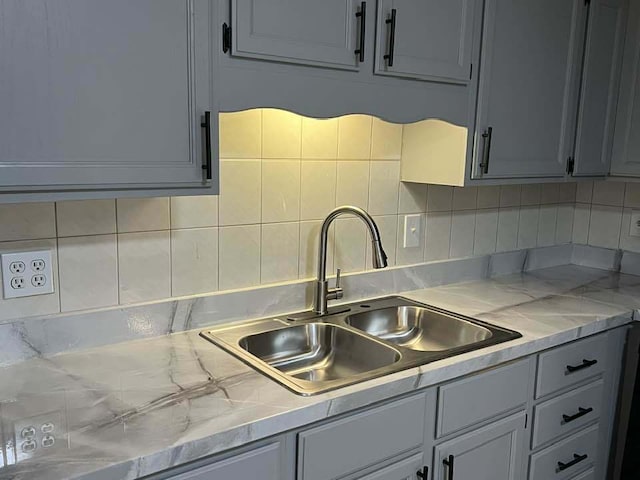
354;2;366;62
557;453;588;471
201;111;212;180
479;127;493;175
443;455;454;480
566;358;598;373
416;466;428;479
383;9;397;67
562;407;593;423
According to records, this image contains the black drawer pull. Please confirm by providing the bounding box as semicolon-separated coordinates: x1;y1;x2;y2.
416;465;428;479
201;111;212;180
354;2;366;62
383;9;397;67
443;455;454;480
566;359;598;373
557;453;588;471
562;407;593;423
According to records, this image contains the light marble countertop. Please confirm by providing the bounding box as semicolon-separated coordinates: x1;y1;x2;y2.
0;264;638;480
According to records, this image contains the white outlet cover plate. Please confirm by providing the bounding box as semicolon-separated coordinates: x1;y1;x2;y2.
1;250;54;299
403;214;421;248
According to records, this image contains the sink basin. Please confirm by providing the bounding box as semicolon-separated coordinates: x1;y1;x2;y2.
346;306;493;351
238;323;400;382
200;297;520;395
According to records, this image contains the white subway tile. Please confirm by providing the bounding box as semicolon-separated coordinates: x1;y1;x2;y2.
517;206;539;249
450;210;475;258
170;196;218;229
334;217;367;273
118;231;171;304
337;115;372;160
398;183;427;214
452;187;477;211
219;225;261;290
368;161;400;215
427;185;453;212
219;110;262;158
219;160;262;226
262;109;301;159
520;184;541;206
425;212;452;261
473;209;498;255
624;182;640;208
499;185;521;208
300;161;337;220
496;208;519;252
299;221;334;279
572;204;591;244
117;198;170;233
171;228;218;297
57;200;116;237
262;160;301;223
537;204;558;247
302;117;338;159
588;205;622;249
592;181;625;206
558;183;577;203
575;181;594;203
59;235;118;311
336;161;369;209
540;184;559;204
555;204;574;244
261;223;299;284
371;118;403;160
477;186;500;209
0;203;56;242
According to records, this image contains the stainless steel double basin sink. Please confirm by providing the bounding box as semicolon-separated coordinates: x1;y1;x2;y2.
200;297;521;395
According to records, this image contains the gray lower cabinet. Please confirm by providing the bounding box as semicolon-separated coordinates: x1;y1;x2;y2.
163;441;284;480
572;0;627;177
231;0;363;70
473;0;586;179
374;0;477;83
0;0;215;201
355;453;425;480
433;412;528;480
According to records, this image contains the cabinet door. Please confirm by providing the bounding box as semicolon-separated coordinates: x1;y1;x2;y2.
166;442;282;480
356;453;426;480
611;0;640;177
573;0;627;177
374;0;477;83
473;0;587;179
0;0;212;190
433;412;527;480
231;0;362;70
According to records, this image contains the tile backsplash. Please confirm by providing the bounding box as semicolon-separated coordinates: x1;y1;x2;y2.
573;180;640;252
0;109;579;322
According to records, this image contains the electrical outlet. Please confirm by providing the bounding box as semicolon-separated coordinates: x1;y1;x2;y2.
11;411;65;463
1;250;54;299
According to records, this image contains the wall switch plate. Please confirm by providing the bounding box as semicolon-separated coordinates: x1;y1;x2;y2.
1;250;54;299
403;214;421;248
630;211;640;237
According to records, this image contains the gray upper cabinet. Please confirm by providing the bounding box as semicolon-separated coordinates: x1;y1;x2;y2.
573;0;627;177
0;0;214;200
473;0;587;179
231;0;362;70
433;412;527;480
611;0;640;177
374;0;477;83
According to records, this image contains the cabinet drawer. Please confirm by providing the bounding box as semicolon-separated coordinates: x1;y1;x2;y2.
536;335;607;399
533;380;603;449
570;468;594;480
437;359;530;437
356;453;424;480
298;394;426;480
529;425;599;480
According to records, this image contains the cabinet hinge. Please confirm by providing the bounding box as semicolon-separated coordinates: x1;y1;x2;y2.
222;23;232;53
566;157;575;176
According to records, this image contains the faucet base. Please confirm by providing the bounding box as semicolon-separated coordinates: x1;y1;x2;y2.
287;306;351;322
